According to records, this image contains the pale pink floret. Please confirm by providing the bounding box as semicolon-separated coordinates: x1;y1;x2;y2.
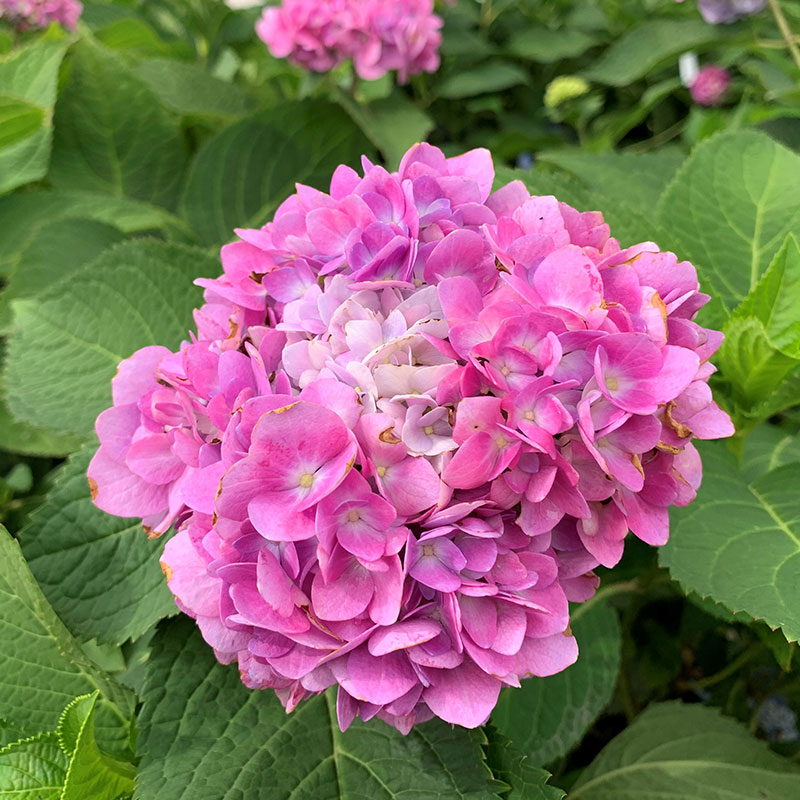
256;0;442;83
91;142;732;733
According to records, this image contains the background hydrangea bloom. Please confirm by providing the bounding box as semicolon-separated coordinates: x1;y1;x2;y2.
256;0;443;82
691;64;731;106
0;0;81;30
89;143;733;733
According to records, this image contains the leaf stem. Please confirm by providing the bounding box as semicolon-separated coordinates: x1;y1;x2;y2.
686;643;761;690
766;0;800;71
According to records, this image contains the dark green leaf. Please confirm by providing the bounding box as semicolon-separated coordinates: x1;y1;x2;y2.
438;62;528;99
0;732;68;800
21;447;176;646
136;618;501;800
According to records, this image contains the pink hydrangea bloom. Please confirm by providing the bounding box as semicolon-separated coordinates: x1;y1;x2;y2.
89;143;733;733
256;0;443;82
690;64;731;106
0;0;81;30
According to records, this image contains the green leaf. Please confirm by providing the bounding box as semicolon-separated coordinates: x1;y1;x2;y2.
58;693;135;800
507;27;597;64
741;424;800;483
20;446;176;646
0;30;67;193
50;39;189;210
492;597;620;766
570;702;800;799
181;102;373;246
0;526;134;752
0;190;191;276
718;316;799;409
0;733;69;800
337;90;434;168
484;731;565;800
657;131;800;326
3;239;218;437
731;234;800;358
136;618;501;800
95;17;193;59
0;95;44;149
661;439;800;641
0;376;82;457
582;20;729;86
438;62;528;99
135;59;255;117
0;217;126;332
537;148;683;212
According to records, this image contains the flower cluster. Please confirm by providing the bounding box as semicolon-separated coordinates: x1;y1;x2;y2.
0;0;81;30
256;0;443;82
89;143;733;733
690;64;731;106
676;0;765;24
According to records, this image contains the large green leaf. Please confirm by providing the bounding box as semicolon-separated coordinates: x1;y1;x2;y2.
485;732;564;800
492;596;620;766
657;131;800;326
0;527;134;752
537;149;683;212
661;440;800;641
181;102;373;246
569;702;800;799
135;59;255;117
135;618;501;800
0;190;191;276
438;62;528;99
0;733;69;800
21;447;176;646
3;239;218;437
0;217;125;332
742;424;800;483
50;39;188;210
0;30;68;193
58;693;135;800
507;27;597;64
582;20;730;86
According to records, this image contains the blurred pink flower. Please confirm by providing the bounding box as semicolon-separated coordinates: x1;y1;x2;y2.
691;64;731;106
0;0;81;30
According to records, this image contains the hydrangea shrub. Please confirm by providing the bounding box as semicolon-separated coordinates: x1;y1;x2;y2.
0;0;81;30
88;143;733;733
256;0;443;82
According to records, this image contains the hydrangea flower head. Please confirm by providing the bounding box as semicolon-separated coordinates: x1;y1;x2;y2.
256;0;443;82
691;64;731;106
0;0;81;30
676;0;765;24
89;142;733;733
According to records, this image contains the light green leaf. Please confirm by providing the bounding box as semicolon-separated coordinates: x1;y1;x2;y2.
492;596;620;766
337;90;434;167
0;30;67;193
50;39;189;210
657;131;800;326
0;190;191;276
438;62;528;99
135;618;501;800
3;239;218;437
0;526;134;752
0;217;125;332
95;17;193;59
485;731;565;800
582;20;730;86
58;693;135;800
661;440;800;641
570;702;800;799
718;316;799;409
0;95;44;149
181;102;373;246
0;733;69;800
732;234;800;358
21;446;176;646
507;27;597;64
135;59;254;117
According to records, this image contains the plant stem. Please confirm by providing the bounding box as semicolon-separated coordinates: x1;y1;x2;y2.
687;644;761;691
766;0;800;71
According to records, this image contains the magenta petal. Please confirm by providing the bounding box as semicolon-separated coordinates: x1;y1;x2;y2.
88;447;168;517
379;456;440;515
424;661;501;728
515;632;578;677
368;619;441;656
533;245;603;316
311;559;374;621
339;648;418;706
